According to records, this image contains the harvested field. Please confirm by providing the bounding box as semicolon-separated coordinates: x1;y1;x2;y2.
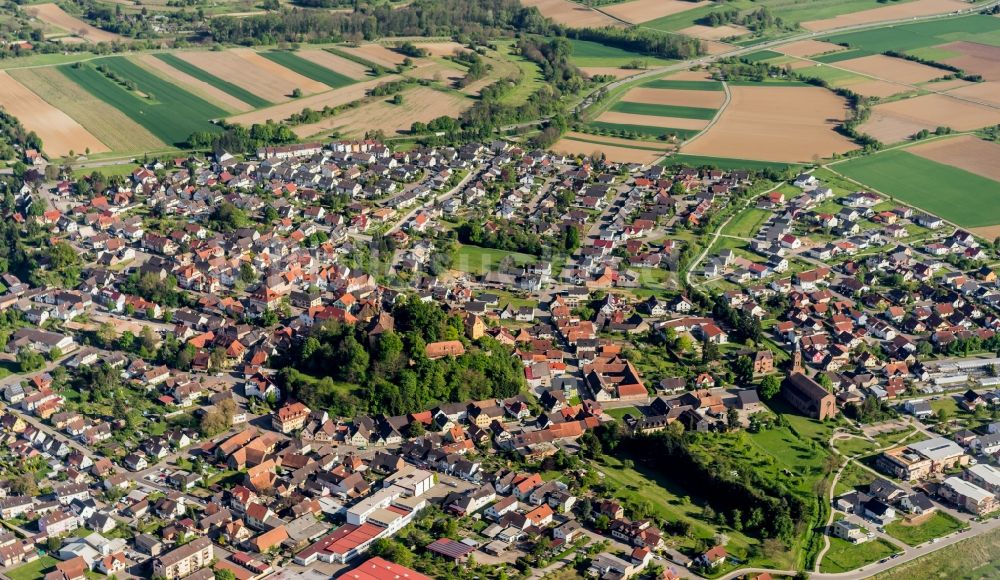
835;54;946;84
702;40;734;55
597;111;708;130
940;41;1000;81
970;224;1000;240
564;131;668;150
135;54;252;113
414;41;466;57
666;70;716;81
944;81;1000;107
296;49;370;80
861;94;1000;143
682;85;856;163
909;135;1000;183
679;24;746;41
338;44;412;68
0;70;108;157
519;0;619;27
849;80;912;99
603;0;708;25
8;67;165;153
292;86;471;139
621;87;726;109
27;3;122;43
580;67;645;79
923;78;972;91
232;49;330;93
778;40;848;58
801;0;969;31
552;136;663;164
175;50;326;102
261;51;356;88
228;76;400;125
406;62;463;85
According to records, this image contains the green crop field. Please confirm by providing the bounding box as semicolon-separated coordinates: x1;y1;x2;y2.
644;79;723;91
610;101;717;120
824;15;1000;54
589;121;698;140
261;50;356;88
742;50;784;62
59;58;225;147
568;38;673;67
153;53;271;108
795;65;867;85
812;49;875;63
665;154;800;172
835;148;1000;228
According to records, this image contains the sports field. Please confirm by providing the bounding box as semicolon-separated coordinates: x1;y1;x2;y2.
835;148;1000;229
59;58;225;146
261;50;357;88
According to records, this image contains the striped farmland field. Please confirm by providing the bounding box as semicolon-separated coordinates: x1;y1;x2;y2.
153;53;272;108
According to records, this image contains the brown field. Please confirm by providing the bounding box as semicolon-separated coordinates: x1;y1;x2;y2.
970;224;1000;240
413;41;466;57
136;54;252;113
778;40;848;58
682;85;856;162
552;136;663;164
861;93;1000;143
940;42;1000;81
176;49;327;102
293;86;471;139
603;0;708;25
666;70;716;81
922;78;972;91
944;81;1000;107
519;0;619;27
621;87;726;108
27;3;123;43
598;111;708;130
702;40;734;55
909;135;1000;183
338;44;413;68
406;62;464;85
849;79;913;99
8;67;165;153
564;131;668;149
228;75;401;125
835;54;946;84
0;71;108;157
296;49;372;80
580;67;645;79
801;0;969;31
679;24;747;41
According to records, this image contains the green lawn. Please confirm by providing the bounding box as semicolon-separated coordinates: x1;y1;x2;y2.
261;50;357;88
644;79;723;91
71;163;139;179
834;147;1000;228
153;53;272;108
452;244;535;274
588;121;698;140
665;154;801;172
722;208;771;238
834;436;880;458
59;58;225;146
884;512;967;546
606;406;641;422
820;537;900;573
835;461;877;496
611;101;717;120
6;556;58;580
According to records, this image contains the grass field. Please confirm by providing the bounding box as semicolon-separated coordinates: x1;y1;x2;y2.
261;50;356;88
452;244;536;274
873;525;1000;579
820;537;900;573
153;53;271;108
568;38;674;67
644;79;724;91
664;154;801;171
834;149;1000;228
59;58;226;146
743;50;784;62
6;556;58;580
824;14;1000;54
722;207;771;238
606;406;642;421
589;121;698;140
834;460;877;496
611;101;717;120
884;511;967;546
